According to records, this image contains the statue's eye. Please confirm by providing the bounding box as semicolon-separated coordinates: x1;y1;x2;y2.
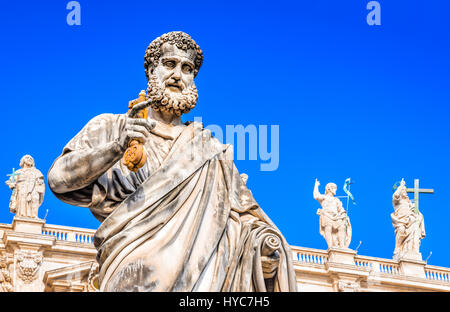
182;64;193;74
164;61;176;69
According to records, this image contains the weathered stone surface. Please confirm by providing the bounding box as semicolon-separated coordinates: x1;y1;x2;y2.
313;179;352;249
47;31;297;292
0;219;449;292
391;179;426;261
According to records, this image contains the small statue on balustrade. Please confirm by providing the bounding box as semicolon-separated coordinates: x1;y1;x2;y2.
0;253;13;292
5;155;45;219
313;179;352;249
391;179;425;260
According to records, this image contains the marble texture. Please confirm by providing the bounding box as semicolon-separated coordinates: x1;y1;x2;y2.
47;31;297;292
5;155;44;219
391;179;426;261
313;179;352;249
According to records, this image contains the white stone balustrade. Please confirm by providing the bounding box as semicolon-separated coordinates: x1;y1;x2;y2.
425;266;450;283
354;255;401;275
3;220;450;291
292;246;328;265
42;224;95;244
291;245;450;291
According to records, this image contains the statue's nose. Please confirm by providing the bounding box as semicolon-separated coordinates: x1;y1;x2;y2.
172;66;181;80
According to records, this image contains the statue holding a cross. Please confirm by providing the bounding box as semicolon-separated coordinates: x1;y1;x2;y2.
5;155;45;219
391;178;432;261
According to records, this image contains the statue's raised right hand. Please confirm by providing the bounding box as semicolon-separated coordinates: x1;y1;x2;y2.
315;179;320;187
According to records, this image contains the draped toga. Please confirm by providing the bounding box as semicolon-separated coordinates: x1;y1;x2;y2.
8;167;45;218
48;113;297;292
391;193;426;259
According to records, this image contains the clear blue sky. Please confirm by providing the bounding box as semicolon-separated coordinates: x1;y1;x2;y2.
1;1;449;267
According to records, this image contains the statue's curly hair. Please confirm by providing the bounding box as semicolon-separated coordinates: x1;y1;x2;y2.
144;31;203;80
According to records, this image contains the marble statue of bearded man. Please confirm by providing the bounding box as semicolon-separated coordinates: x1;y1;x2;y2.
48;31;297;292
391;179;425;260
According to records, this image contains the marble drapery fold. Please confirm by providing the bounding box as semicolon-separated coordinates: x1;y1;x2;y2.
49;114;297;292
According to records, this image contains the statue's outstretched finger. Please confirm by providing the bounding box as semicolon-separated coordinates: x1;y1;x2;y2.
128;99;151;117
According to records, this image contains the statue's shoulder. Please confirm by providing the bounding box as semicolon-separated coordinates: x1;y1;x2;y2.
80;113;127;132
186;120;229;152
64;113;126;150
185;120;203;129
88;113;126;124
34;168;45;177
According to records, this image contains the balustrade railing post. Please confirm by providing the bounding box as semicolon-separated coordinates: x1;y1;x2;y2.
371;261;380;273
67;232;76;242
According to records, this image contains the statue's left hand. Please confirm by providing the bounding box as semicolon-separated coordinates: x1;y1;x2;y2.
261;251;280;279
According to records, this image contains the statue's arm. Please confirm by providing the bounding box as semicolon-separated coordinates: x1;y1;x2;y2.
48;112;155;195
336;199;346;215
313;181;324;202
48;141;125;194
36;175;45;190
5;178;14;190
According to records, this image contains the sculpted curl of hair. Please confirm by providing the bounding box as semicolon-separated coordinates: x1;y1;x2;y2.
144;31;203;80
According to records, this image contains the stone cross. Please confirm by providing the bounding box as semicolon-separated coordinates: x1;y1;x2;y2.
6;168;20;194
406;179;434;214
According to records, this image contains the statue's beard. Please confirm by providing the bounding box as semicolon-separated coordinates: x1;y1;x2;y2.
146;75;198;117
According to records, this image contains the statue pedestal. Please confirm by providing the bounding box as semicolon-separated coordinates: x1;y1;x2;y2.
327;247;356;265
395;250;423;262
398;257;426;278
12;216;45;235
326;248;360;291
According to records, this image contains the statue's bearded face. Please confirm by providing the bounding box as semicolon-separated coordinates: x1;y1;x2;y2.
146;43;198;117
